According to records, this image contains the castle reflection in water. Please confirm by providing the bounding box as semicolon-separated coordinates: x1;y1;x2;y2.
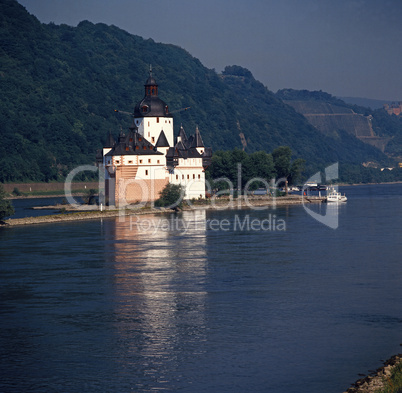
102;210;208;378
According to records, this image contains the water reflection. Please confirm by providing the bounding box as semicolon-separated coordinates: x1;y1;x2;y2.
105;210;207;388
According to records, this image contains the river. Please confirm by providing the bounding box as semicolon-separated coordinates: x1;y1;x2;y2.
0;184;401;392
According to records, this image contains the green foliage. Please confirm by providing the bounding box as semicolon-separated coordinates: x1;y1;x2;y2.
206;148;276;192
12;187;21;196
0;184;15;220
289;158;306;185
0;0;399;186
374;362;402;393
272;146;292;179
340;165;402;184
276;88;347;106
222;65;254;79
83;188;97;205
154;183;184;209
272;146;305;185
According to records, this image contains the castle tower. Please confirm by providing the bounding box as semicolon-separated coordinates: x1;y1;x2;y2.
133;67;174;147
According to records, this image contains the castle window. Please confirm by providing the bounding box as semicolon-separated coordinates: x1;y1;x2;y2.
182;175;184;179
115;160;120;164
187;174;190;180
141;105;148;113
157;117;159;123
148;159;151;163
139;137;142;142
128;160;133;164
129;138;133;142
152;137;155;143
136;146;139;150
145;170;148;176
139;160;143;164
157;160;160;164
125;147;129;151
198;174;201;179
176;175;178;180
143;146;146;150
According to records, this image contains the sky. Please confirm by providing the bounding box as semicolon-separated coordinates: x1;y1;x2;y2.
17;0;402;101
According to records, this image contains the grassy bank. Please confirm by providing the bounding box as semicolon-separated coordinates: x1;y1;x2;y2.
344;355;402;393
375;362;402;393
9;189;88;198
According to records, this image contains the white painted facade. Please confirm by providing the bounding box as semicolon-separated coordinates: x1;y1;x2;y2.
134;117;174;148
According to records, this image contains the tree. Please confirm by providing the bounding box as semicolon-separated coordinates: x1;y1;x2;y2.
272;146;305;193
272;146;292;180
0;185;15;221
154;183;184;209
289;158;306;185
83;188;97;204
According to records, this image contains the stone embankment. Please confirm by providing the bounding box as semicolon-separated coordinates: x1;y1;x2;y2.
343;354;402;393
1;195;308;227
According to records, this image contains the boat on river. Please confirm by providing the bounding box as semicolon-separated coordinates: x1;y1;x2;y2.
326;187;347;203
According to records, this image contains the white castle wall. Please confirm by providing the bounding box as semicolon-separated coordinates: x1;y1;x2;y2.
135;117;174;147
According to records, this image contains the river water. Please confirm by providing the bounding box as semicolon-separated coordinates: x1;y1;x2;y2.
0;184;401;393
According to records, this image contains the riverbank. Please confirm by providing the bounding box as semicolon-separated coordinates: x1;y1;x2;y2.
343;354;402;393
1;195;307;227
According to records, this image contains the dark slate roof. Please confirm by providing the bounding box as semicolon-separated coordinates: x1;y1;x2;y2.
105;130;163;156
203;147;212;157
178;125;188;143
155;130;170;147
133;96;172;118
202;147;212;168
186;148;203;158
186;135;194;149
134;96;172;118
166;147;178;158
173;140;202;159
145;76;157;86
133;73;173;118
105;131;116;148
191;126;204;148
166;127;212;168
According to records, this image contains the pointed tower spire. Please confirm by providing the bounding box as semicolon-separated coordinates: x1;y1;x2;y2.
177;125;188;144
105;130;116;148
145;65;158;97
192;125;204;148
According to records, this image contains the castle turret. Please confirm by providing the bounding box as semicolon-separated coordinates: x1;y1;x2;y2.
133;67;174;146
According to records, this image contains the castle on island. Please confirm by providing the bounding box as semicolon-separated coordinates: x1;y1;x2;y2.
97;70;212;206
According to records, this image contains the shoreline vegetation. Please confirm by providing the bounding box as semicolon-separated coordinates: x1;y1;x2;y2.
343;354;402;393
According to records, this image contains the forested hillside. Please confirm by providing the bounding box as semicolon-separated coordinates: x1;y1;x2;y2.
0;0;398;183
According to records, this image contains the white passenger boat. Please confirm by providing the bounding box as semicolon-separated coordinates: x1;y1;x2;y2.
326;187;347;203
